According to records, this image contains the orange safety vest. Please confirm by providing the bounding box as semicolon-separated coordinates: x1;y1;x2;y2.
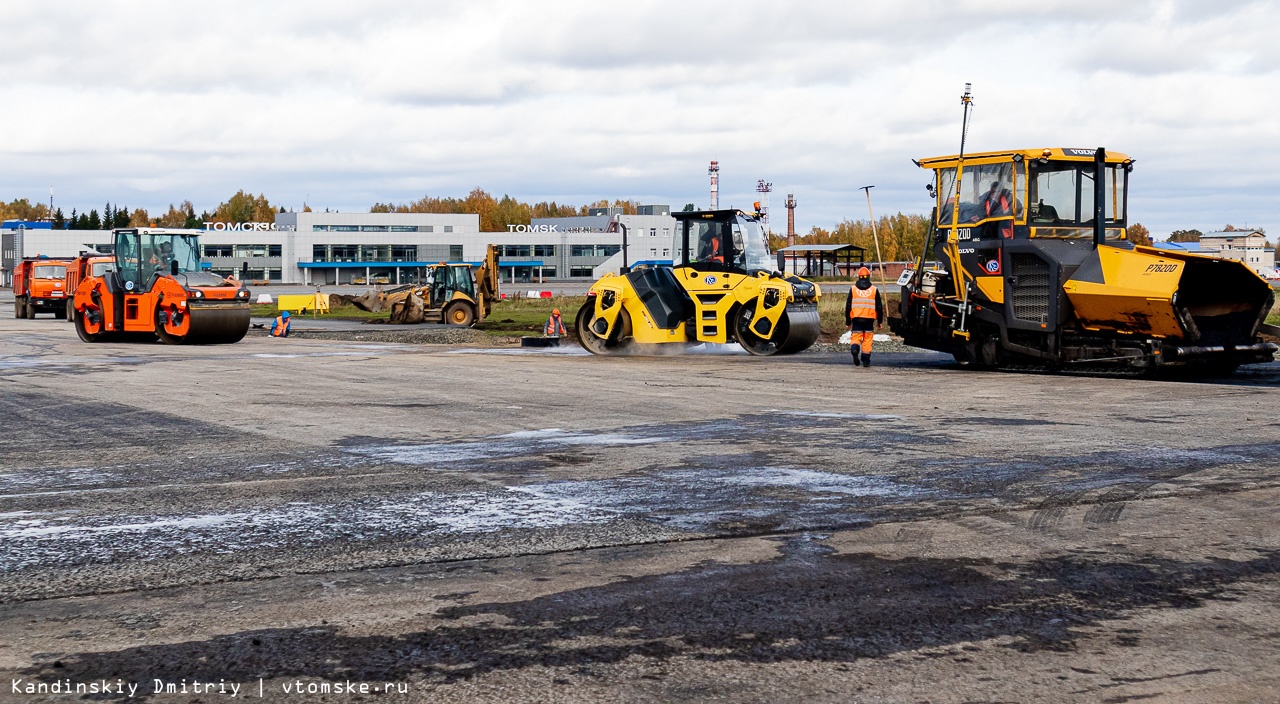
272;316;289;337
986;193;1014;238
545;314;565;336
848;285;878;320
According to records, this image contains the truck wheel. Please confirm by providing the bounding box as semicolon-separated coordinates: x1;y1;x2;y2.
65;301;75;322
13;298;23;319
26;301;37;319
444;301;475;326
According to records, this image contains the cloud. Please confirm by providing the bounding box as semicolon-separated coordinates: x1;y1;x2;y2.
0;0;1277;237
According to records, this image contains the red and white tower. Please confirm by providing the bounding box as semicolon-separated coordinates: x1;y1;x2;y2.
708;161;720;210
785;193;797;247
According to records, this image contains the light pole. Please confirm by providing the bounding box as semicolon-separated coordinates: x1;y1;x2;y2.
860;185;887;286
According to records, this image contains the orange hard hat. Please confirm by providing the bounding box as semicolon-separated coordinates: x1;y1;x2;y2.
552;308;560;315
858;267;871;278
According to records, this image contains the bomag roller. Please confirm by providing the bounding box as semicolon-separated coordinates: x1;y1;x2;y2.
72;228;252;344
890;146;1277;373
577;208;821;356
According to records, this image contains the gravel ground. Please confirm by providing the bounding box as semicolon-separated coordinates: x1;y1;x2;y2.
4;312;1280;702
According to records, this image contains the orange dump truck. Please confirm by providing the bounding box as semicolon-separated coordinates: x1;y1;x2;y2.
13;257;73;319
63;253;115;322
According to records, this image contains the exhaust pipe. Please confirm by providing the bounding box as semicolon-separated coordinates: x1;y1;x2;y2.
1093;147;1107;248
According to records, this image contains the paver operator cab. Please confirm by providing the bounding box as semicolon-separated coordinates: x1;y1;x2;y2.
71;228;253;344
890;147;1276;372
578;208;821;356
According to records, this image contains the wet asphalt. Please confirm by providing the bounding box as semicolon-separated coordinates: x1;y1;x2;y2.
2;302;1280;702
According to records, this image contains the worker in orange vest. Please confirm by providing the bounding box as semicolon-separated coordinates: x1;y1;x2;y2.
270;310;291;338
845;267;884;367
545;308;566;337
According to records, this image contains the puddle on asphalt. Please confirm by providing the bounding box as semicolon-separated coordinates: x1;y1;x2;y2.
0;489;614;571
768;410;902;421
445;346;592;356
351;428;667;467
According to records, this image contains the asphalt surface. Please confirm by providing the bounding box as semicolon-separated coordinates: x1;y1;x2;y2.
2;290;1280;702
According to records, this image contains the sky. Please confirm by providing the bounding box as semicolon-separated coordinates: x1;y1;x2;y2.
2;0;1277;238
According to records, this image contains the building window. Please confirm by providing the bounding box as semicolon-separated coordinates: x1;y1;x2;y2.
267;268;282;281
312;225;330;232
332;225;359;232
571;245;593;257
331;245;358;261
390;245;417;261
541;267;557;278
423;226;434;233
360;225;389;232
662;228;669;238
650;228;657;238
450;245;464;261
600;245;621;256
312;245;328;262
390;225;419;233
268;244;282;257
203;244;232;257
503;245;531;257
534;244;556;257
443;225;454;233
361;245;389;261
569;266;595;277
234;244;268;258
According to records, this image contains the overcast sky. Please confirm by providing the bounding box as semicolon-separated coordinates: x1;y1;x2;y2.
3;1;1277;238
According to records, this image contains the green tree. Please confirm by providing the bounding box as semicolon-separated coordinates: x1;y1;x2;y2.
682;203;696;212
213;191;274;223
87;209;101;230
1128;223;1152;247
1168;229;1202;242
114;207;131;228
52;208;65;229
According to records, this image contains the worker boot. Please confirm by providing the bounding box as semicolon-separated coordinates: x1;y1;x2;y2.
862;353;872;368
850;346;862;366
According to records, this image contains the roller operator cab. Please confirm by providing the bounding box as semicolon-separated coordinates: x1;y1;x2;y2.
889;148;1277;373
71;228;253;344
577;209;821;356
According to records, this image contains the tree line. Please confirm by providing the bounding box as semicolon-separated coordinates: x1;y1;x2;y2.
5;189;1275;259
371;188;644;232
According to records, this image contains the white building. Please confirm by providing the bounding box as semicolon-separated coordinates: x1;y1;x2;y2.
3;207;680;286
1198;230;1275;277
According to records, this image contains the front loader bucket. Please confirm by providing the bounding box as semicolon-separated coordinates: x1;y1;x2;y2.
1064;245;1274;346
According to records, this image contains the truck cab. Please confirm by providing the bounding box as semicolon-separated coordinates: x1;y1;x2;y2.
13;257;73;319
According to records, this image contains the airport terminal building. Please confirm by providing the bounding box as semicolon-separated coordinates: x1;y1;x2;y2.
2;206;680;286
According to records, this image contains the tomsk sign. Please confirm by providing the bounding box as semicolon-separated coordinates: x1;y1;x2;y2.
203;222;293;231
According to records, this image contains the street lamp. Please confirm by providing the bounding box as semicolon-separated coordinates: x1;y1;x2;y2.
859;185;887;286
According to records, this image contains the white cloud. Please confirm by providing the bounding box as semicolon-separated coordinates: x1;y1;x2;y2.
0;0;1276;237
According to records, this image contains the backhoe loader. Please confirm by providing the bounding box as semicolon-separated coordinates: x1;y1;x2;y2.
363;244;499;326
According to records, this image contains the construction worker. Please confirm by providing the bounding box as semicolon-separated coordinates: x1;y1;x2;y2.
270;310;291;338
544;308;566;337
845;266;884;367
